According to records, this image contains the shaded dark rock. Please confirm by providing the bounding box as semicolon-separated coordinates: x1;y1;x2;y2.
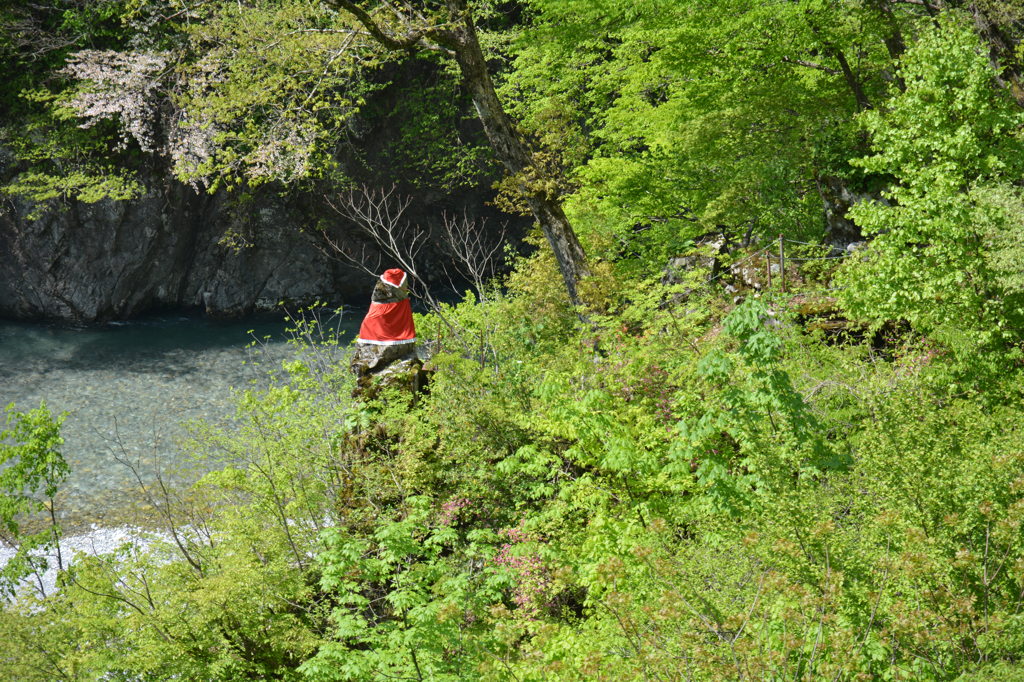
815;175;874;250
0;179;364;322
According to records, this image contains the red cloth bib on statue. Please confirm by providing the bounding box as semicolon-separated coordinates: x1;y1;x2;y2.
356;269;416;345
357;298;416;345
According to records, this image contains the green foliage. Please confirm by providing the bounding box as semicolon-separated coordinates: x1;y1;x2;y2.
301;498;508;681
503;0;917;264
2;168;145;210
169;0;376;191
674;299;831;515
47;533;322;680
0;402;68;599
838;16;1024;353
364;59;498;192
7;2;1024;680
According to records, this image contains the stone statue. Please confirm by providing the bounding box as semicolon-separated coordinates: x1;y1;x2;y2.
350;269;424;392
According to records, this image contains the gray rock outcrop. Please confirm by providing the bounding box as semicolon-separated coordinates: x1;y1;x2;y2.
815;175;873;250
350;341;419;377
350;342;434;400
0;177;364;322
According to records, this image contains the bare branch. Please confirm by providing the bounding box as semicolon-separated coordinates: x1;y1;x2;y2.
324;184;508;316
440;210;508;299
781;56;841;76
106;422;207;576
324;184;435;305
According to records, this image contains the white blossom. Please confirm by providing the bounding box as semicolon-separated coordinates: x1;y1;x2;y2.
166;111;219;188
64;50;319;186
248;121;316;182
62;49;168;152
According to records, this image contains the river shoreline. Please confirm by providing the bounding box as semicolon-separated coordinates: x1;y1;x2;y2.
1;310;360;530
0;524;172;601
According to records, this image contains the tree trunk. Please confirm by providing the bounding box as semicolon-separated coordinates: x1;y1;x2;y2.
969;2;1024;106
328;0;592;306
441;0;590;307
869;0;907;91
831;46;871;111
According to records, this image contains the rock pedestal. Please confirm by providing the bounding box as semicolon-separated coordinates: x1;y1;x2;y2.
350;341;433;399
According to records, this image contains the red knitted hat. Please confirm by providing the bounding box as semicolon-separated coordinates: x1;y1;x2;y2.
381;268;407;288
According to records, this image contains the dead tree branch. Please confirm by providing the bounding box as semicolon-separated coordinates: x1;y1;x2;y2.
439;209;507;299
324;184;434;304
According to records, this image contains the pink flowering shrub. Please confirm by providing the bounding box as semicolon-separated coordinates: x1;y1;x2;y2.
491;525;553;619
438;496;471;526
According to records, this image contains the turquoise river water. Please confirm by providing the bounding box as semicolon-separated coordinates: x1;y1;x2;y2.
0;312;360;530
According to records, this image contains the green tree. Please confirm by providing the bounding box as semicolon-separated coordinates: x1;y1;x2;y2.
501;0;926;266
837;16;1024;354
0;402;68;599
317;0;591;306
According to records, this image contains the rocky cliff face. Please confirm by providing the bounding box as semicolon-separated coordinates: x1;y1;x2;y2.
815;175;873;249
0;53;514;323
0;174;367;322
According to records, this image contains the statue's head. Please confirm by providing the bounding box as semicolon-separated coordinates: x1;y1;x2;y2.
381;268;408;291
